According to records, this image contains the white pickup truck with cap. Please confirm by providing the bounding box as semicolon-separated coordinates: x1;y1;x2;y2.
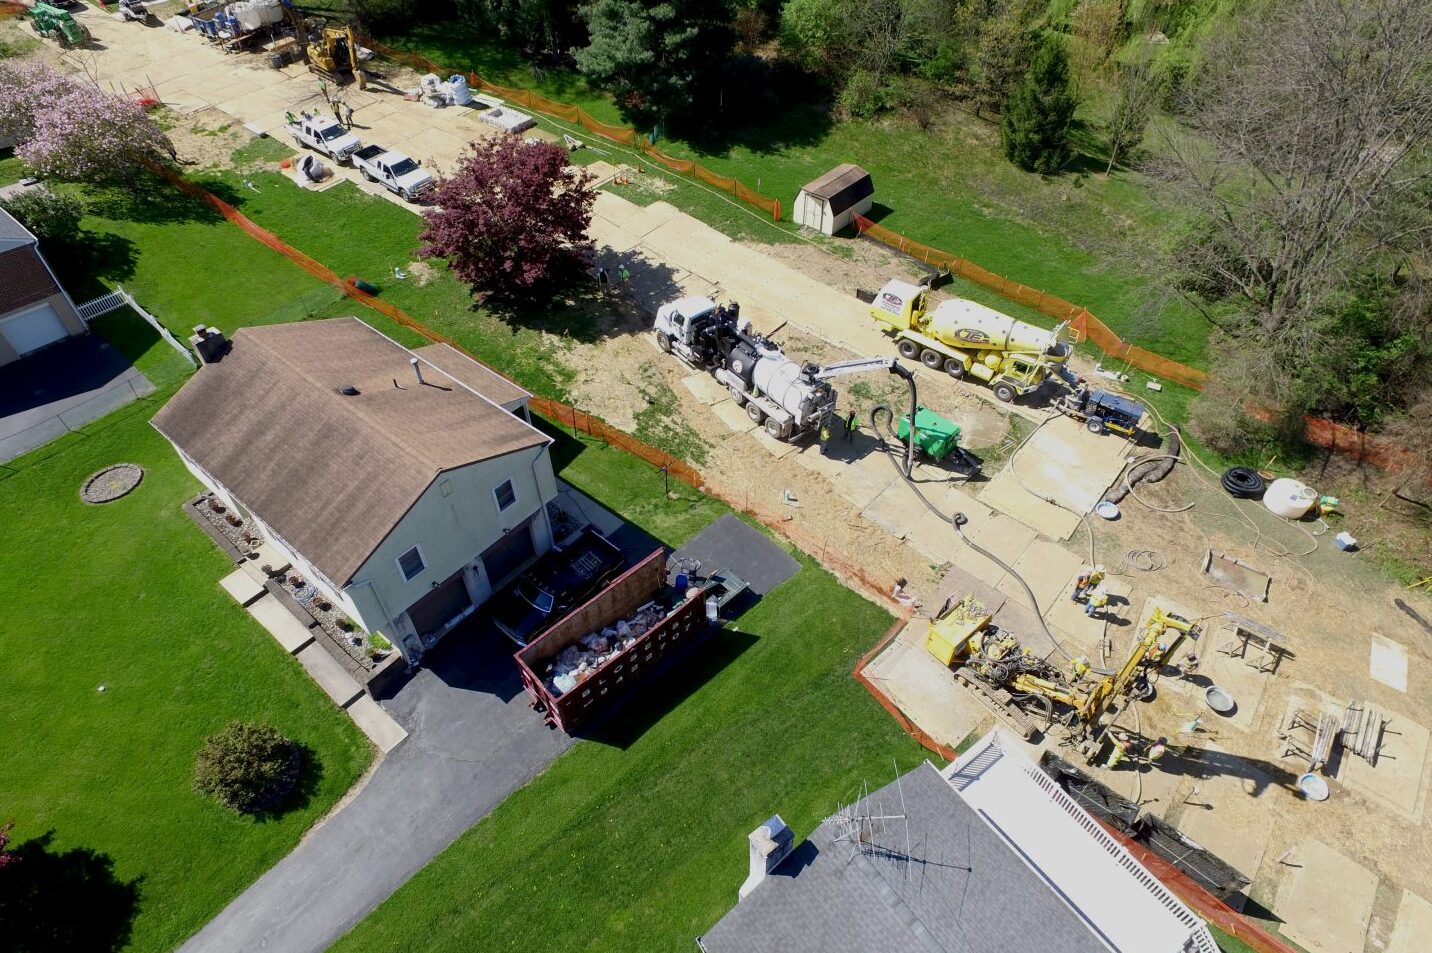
284;114;362;163
351;145;436;202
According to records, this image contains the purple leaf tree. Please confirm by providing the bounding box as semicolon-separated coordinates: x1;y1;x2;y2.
0;61;169;184
0;820;16;869
420;136;596;300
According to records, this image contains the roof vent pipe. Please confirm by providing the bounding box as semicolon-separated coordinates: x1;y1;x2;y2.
411;357;424;385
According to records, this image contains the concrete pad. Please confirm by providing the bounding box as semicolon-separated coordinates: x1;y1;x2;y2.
240;541;291;583
792;443;848;482
1014;415;1133;512
862;622;989;751
680;372;728;406
219;569;267;608
860;480;964;564
1002;540;1086;617
978;471;1083;540
1174;745;1277;878
1388;890;1432;953
710;399;758;433
296;642;364;708
246;593;314;655
1370;633;1409;692
1043;573;1134;657
1275;839;1377;953
833;455;899;513
345;695;408;753
1340;706;1429;819
751;429;799;459
963;510;1038;568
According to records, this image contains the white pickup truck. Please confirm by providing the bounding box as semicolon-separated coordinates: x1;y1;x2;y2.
284;114;362;163
351;145;436;202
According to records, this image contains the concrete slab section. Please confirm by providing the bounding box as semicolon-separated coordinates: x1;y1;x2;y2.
1370;633;1409;692
833;455;899;513
219;569;267;608
1388;890;1432;953
296;642;365;708
977;472;1083;541
751;430;799;459
1042;573;1134;657
963;511;1038;568
862;622;989;751
1340;707;1429;818
1275;839;1377;953
710;399;758;433
1011;415;1133;512
345;695;408;753
1173;746;1277;878
681;372;729;406
247;593;315;654
1003;540;1087;617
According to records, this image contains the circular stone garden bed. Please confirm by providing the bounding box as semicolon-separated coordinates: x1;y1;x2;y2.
81;464;144;504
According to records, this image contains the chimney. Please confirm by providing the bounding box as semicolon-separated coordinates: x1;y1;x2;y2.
738;814;794;901
189;325;229;364
410;356;425;385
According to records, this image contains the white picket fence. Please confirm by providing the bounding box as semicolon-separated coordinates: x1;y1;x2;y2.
76;286;199;368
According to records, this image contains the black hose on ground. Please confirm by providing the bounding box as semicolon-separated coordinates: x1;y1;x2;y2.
1221;466;1266;499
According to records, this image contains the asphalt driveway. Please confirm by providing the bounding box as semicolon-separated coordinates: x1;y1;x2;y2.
178;624;572;953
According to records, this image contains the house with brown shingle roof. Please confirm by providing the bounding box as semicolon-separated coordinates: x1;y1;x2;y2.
152;317;559;661
0;207;87;367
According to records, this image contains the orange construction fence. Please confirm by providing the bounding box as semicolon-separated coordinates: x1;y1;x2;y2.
360;38;780;221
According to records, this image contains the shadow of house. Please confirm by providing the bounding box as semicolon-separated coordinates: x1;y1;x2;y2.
0;832;140;953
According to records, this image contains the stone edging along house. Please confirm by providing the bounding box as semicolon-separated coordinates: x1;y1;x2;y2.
152;317;558;662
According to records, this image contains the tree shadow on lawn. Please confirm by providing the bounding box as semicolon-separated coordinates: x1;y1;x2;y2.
481;255;685;345
661;59;835;159
0;831;141;953
576;624;759;751
84;172;243;226
49;230;138;300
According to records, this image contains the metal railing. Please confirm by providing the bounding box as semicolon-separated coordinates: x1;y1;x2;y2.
77;286;199;368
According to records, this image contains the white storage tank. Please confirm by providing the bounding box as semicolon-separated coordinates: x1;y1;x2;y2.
1263;478;1317;519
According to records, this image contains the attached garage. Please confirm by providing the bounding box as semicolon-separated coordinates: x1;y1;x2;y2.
793;164;874;236
1;302;69;357
406;570;475;638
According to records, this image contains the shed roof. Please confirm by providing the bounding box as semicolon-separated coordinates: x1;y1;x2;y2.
151;317;548;585
799;164;874;215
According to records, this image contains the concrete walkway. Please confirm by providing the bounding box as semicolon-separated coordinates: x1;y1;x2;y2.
179;624;572;953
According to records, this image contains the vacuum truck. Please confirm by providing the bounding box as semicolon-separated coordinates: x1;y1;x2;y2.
654;297;836;441
866;279;1072;402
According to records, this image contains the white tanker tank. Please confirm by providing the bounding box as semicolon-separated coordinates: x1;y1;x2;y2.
717;334;835;441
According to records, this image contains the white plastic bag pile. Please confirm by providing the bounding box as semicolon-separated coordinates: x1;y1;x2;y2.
546;602;665;696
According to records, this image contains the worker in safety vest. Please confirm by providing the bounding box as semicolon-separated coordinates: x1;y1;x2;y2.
1083;586;1109;618
1072;565;1105;603
1147;737;1169;763
844;410;858;442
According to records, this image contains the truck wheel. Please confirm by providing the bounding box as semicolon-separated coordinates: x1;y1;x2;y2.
897;339;921;360
1087;417;1105;434
360;168;375;182
944;358;965;378
656;332;671;353
921;349;944;370
993;383;1016;403
728;387;746;407
764;417;788;440
745;402;765;425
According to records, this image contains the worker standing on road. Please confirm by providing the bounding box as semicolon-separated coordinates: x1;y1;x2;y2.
343;102;356;127
1073;565;1105;603
819;423;832;455
844;410;858;442
1084;585;1109;618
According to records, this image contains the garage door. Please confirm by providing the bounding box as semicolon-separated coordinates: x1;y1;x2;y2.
406;571;474;636
482;520;536;587
1;303;69;357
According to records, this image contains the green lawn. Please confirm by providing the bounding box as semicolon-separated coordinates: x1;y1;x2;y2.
88;306;198;388
333;426;930;952
0;398;372;953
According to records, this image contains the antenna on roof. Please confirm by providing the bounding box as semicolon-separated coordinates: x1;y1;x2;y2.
832;776;908;867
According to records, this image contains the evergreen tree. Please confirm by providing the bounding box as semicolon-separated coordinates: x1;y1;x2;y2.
1000;35;1078;173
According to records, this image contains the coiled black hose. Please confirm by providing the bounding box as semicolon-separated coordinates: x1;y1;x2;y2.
1221;466;1266;499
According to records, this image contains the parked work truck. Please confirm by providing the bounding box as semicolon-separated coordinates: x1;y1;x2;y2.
514;549;723;732
654;297;837;441
866;279;1072;402
285;114;362;163
352;145;435;202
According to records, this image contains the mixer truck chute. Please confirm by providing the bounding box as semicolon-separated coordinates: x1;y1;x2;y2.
868;279;1072;402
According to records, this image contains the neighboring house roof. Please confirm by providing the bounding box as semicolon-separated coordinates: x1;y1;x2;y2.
0;207;35;253
798;164;873;216
152;317;549;586
0;246;62;317
414;342;530;408
700;731;1216;953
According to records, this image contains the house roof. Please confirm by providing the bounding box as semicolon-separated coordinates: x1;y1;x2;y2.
701;733;1214;953
0;246;62;317
799;164;873;215
0;207;36;253
413;343;530;408
151;318;549;585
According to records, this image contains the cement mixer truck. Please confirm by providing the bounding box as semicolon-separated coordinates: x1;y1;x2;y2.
654;297;836;441
867;279;1072;402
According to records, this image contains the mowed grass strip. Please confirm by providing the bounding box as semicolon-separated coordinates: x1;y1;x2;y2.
0;400;372;953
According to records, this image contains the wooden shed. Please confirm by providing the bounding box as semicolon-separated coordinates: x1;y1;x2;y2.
792;164;874;235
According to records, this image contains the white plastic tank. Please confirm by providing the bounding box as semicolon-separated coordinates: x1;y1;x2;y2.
751;353;819;423
928;298;1069;358
1263;478;1317;519
448;74;472;106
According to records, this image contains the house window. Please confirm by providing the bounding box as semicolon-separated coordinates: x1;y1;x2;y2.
494;479;517;513
396;545;426;581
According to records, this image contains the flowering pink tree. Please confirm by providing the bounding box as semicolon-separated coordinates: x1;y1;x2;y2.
420;137;596;300
0;821;15;869
0;61;169;183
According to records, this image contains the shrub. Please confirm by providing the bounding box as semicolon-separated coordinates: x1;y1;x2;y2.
0;188;84;247
193;722;300;815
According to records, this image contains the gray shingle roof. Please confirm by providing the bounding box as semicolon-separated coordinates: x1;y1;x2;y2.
0;207;35;250
699;762;1111;953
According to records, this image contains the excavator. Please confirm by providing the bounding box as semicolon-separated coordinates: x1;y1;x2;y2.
927;595;1201;759
278;0;366;88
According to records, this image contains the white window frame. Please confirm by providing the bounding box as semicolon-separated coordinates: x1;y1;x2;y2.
395;544;427;582
493;479;517;513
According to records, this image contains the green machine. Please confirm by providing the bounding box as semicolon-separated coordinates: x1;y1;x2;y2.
897;405;981;475
30;2;90;47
